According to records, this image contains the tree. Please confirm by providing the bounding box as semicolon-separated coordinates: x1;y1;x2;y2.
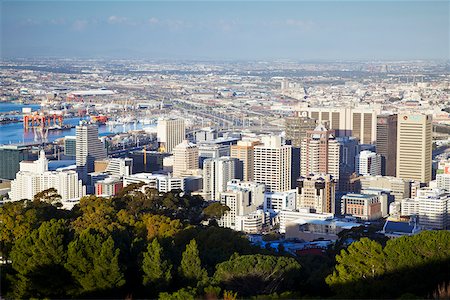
65;229;125;293
202;202;230;220
71;196;125;236
0;200;60;259
9;219;73;298
33;187;62;207
141;214;184;241
159;287;197;300
179;239;208;286
213;254;301;296
142;238;172;289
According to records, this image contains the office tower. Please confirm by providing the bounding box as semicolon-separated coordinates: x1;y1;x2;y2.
253;136;292;192
0;145;36;180
297;106;380;144
10;150;85;202
436;173;450;191
341;193;382;220
338;136;360;191
156;117;185;153
359;175;410;202
401;188;449;229
300;124;340;185
297;174;336;214
105;158;133;176
230;140;260;181
219;179;265;232
129;150;167;173
173;140;199;177
64;136;77;157
76;122;107;185
285;116;316;147
396;114;432;183
356;150;382;176
376;114;398;176
203;157;237;201
198;143;230;168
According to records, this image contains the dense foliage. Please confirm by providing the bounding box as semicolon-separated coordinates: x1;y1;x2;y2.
0;187;449;299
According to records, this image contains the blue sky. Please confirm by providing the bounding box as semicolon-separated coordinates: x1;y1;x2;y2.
1;1;449;60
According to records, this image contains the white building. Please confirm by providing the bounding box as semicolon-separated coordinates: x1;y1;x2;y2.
10;150;85;202
123;173;184;192
219;180;266;232
105;158;133;176
279;209;334;233
436;173;450;191
356;150;382;176
157;118;185;153
172;140;199;177
203;157;237;201
401;188;449;229
264;190;297;211
253;136;292;192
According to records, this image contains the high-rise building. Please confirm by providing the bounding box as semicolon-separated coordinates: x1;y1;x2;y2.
230;139;261;181
64;136;77;157
156;118;185;153
376;114;397;176
285;116;316;147
173;140;199;177
297;106;381;144
396;114;432;183
76;122;107;185
10;150;85;202
253;136;292;192
105;158;133;176
297;174;336;214
0;145;36;180
198;143;230;168
337;136;360;191
300;124;341;187
203;157;237;201
356;150;382;176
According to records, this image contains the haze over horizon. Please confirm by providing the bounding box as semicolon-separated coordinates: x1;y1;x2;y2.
1;1;449;61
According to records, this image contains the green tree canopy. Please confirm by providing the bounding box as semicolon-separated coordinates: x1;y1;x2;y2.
142;238;172;290
9;219;73;298
213;254;301;296
179;239;208;286
65;229;125;293
33;187;62;206
202;202;230;219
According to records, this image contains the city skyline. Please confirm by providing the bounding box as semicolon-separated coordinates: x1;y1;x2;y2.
2;1;449;61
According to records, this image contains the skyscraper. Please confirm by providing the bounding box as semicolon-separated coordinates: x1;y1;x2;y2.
300;124;340;187
0;145;35;180
172;140;199;177
203;156;237;201
396;114;432;183
285;116;316;147
76;122;107;185
157;118;185;153
376;114;397;176
253;136;292;192
230;139;260;181
297;106;380;144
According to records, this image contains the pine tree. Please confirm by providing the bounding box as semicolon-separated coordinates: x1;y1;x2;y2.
142;238;172;289
179;239;208;286
65;230;125;293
